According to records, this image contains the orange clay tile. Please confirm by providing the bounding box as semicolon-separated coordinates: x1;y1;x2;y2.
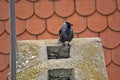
74;33;79;38
35;0;54;18
15;0;34;19
96;0;116;15
76;0;95;16
0;0;9;20
0;54;9;71
106;63;120;80
55;0;74;17
0;66;9;80
0;21;5;35
79;29;98;38
38;30;58;39
17;31;37;40
108;11;120;31
100;28;120;49
67;13;87;33
117;0;120;11
112;45;120;65
26;15;46;35
103;48;112;66
0;32;10;53
47;14;66;34
6;18;26;35
87;12;107;32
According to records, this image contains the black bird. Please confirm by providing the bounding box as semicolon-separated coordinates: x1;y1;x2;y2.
59;22;74;46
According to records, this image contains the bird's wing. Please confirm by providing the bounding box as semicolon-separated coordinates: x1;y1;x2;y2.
59;28;62;35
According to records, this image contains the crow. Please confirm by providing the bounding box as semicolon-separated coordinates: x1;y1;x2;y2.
59;22;74;46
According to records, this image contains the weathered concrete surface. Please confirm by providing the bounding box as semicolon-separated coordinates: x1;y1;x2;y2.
16;38;108;80
47;46;70;59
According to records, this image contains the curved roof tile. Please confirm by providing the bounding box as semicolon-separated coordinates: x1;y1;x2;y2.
79;29;98;37
47;14;66;34
100;28;120;49
87;12;107;32
17;31;37;40
0;32;10;53
16;0;34;19
0;21;5;35
35;0;54;18
0;66;9;80
117;0;120;11
107;63;120;80
96;0;116;15
112;45;120;65
6;18;26;35
26;15;46;35
103;48;112;66
38;31;58;39
67;13;87;33
0;0;9;20
0;54;9;71
76;0;95;16
55;0;74;17
108;11;120;31
74;33;79;38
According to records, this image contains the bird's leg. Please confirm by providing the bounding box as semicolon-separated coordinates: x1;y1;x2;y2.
68;42;70;46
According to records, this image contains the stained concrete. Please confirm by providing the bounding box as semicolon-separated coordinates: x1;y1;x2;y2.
16;38;108;80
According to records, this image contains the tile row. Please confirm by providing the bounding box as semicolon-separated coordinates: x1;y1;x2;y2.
1;0;120;20
0;11;120;35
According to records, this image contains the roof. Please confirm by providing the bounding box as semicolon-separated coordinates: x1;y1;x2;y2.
0;0;120;80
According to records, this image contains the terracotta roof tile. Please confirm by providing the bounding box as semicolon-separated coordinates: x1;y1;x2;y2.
79;29;98;37
67;13;87;33
112;45;120;65
0;54;9;71
0;32;10;53
0;21;5;35
87;12;107;32
76;0;95;16
38;31;58;39
47;14;66;34
117;0;120;11
26;15;46;35
35;0;54;18
17;31;37;40
107;63;120;80
103;48;112;66
16;0;34;19
0;66;9;80
96;0;116;15
100;28;120;49
108;11;120;31
55;0;74;17
0;0;9;20
6;18;26;35
74;33;79;38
